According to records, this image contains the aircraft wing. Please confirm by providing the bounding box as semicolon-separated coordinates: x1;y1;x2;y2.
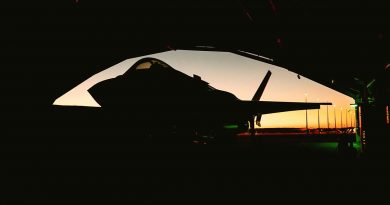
240;101;332;115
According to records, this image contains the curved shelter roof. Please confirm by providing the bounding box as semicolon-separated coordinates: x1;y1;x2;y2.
4;1;389;106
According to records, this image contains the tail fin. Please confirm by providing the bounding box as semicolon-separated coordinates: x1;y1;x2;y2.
251;70;272;101
251;70;271;128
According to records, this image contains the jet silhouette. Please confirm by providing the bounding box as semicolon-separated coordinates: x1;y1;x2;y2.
86;58;331;143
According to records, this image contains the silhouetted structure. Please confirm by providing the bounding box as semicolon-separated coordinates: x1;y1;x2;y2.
83;57;329;143
2;2;389;203
4;1;388;152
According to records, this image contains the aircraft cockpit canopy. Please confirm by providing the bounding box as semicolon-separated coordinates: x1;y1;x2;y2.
133;58;171;70
127;57;218;93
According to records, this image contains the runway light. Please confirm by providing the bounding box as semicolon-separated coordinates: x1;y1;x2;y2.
224;124;239;129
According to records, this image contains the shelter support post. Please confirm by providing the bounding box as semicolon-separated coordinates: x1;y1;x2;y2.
360;72;390;155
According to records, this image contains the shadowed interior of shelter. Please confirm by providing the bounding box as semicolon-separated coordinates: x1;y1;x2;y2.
2;0;389;202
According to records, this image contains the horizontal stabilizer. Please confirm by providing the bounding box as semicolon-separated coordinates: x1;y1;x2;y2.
240;101;332;115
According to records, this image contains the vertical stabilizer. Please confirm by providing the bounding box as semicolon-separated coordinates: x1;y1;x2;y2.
251;70;272;128
251;70;272;101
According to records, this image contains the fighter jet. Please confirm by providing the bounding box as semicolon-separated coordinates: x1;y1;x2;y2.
88;57;331;141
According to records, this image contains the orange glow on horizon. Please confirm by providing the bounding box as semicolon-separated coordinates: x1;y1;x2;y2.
54;50;354;128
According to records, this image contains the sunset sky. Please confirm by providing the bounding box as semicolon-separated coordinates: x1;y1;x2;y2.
54;50;355;128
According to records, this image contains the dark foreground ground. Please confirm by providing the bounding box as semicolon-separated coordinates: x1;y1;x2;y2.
2;134;390;203
3;107;390;202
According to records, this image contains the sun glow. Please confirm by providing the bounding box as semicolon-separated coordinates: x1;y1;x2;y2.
54;50;354;128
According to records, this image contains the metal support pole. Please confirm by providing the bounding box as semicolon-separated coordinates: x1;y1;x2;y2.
355;104;360;137
318;108;320;132
341;107;343;128
305;94;308;134
351;111;353;128
334;106;337;130
360;86;369;152
327;104;330;131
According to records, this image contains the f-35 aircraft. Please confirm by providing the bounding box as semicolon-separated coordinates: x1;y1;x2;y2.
87;58;331;142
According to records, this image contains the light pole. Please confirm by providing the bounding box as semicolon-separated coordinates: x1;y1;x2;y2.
317;98;320;132
350;111;353;128
340;107;343;128
305;93;308;134
350;103;358;131
326;102;330;131
346;109;348;128
334;105;337;129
